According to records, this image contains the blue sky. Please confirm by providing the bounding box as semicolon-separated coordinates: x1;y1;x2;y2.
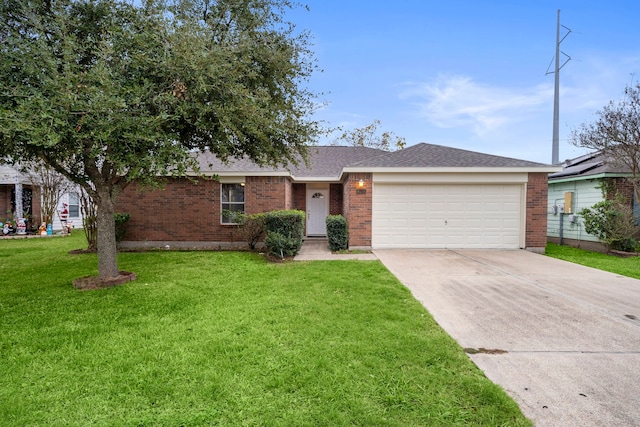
287;1;640;164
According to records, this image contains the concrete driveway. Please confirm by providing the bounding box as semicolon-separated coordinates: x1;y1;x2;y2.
374;249;640;427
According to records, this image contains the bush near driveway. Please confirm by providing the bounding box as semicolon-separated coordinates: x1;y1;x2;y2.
0;234;530;426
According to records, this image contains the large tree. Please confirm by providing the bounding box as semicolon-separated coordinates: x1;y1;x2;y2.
571;83;640;205
0;0;319;281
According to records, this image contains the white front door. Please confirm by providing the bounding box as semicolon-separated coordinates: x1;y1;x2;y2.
306;188;329;236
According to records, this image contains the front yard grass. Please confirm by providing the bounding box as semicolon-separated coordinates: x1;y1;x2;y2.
1;234;529;426
546;243;640;280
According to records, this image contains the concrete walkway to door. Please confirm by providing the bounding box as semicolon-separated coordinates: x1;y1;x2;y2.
294;238;377;261
374;249;640;427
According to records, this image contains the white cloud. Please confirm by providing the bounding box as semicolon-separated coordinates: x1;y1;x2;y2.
400;75;553;137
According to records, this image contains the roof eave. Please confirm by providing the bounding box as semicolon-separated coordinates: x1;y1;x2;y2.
342;166;561;175
549;172;632;184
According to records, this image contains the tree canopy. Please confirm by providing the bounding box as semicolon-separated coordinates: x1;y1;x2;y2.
571;83;640;204
0;0;320;281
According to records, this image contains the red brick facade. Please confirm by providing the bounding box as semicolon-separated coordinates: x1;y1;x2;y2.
0;184;41;229
292;183;306;212
342;173;372;248
525;172;549;251
329;184;343;215
117;176;293;242
117;171;549;252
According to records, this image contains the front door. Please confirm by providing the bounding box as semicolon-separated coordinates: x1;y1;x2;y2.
306;188;329;236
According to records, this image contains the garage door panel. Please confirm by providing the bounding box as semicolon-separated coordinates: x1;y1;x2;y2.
373;183;522;249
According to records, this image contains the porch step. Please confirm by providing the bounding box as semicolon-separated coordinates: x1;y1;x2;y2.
297;238;330;255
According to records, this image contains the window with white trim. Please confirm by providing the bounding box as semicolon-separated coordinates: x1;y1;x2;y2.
221;183;245;223
68;192;80;218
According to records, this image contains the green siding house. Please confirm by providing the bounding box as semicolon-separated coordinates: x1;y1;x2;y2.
548;151;637;251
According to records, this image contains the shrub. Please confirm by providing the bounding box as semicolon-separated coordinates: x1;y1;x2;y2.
263;210;305;258
326;215;348;251
580;200;639;251
114;212;131;243
235;213;265;250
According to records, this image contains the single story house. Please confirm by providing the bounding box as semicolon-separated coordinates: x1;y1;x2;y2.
547;151;638;251
117;143;559;252
0;164;84;232
0;165;40;229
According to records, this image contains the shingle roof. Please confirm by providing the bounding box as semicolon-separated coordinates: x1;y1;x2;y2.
196;146;387;178
195;143;552;179
549;151;632;180
288;146;386;177
350;143;548;168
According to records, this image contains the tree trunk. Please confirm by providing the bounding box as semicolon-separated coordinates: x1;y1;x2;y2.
95;191;120;279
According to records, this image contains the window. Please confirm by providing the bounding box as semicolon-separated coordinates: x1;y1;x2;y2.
68;192;80;218
221;183;245;223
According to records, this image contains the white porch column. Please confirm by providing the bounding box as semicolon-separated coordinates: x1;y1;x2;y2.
14;176;23;221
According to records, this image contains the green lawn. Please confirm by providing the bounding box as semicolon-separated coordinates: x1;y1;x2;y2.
0;234;529;426
546;243;640;280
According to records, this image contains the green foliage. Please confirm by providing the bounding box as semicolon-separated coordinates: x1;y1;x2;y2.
571;83;640;207
263;210;305;257
114;212;131;243
0;234;530;426
0;0;319;278
235;212;265;250
580;200;639;251
326;214;349;251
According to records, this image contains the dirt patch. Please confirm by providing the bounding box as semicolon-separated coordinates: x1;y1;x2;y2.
73;271;137;290
69;248;97;255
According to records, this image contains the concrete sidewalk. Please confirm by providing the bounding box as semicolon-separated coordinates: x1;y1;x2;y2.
374;249;640;427
294;238;377;261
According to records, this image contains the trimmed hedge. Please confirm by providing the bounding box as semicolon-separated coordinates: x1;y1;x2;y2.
326;215;348;251
263;210;305;258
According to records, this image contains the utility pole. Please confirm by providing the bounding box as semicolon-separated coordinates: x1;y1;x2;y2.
547;10;571;165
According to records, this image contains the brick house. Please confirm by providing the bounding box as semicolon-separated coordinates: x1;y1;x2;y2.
0;165;41;231
117;143;558;252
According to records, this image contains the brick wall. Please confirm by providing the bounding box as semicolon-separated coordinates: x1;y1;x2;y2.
116;176;291;242
0;186;12;221
343;173;372;248
525;172;549;251
330;184;343;215
0;185;40;228
292;183;305;212
245;176;291;214
607;177;635;208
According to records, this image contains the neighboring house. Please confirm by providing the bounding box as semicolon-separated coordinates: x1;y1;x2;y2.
547;151;637;251
0;165;40;229
117;143;559;252
0;164;84;232
53;190;85;232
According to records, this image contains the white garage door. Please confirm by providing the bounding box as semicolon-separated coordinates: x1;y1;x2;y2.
372;184;523;249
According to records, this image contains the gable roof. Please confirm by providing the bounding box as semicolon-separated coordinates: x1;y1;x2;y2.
195;142;557;181
549;151;633;181
349;143;548;168
196;146;387;180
